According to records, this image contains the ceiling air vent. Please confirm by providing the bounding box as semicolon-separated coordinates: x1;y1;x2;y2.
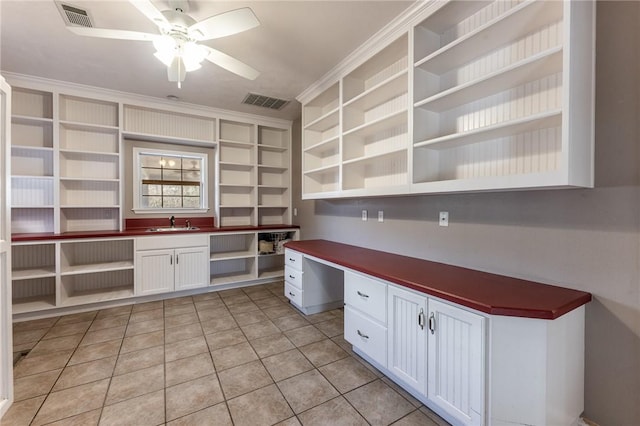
55;2;93;28
242;93;290;110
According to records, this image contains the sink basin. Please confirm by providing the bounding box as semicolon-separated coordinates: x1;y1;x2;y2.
146;226;200;232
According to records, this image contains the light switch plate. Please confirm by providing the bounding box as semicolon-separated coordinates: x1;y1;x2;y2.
439;211;449;227
378;211;384;222
362;210;367;221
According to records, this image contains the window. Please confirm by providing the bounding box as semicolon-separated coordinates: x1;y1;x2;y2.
133;148;209;213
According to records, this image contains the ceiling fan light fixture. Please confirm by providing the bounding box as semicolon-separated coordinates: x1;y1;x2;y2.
182;42;208;71
153;34;176;52
153;50;174;67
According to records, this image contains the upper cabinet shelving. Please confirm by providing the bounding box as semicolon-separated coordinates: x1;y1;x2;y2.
7;75;292;235
217;120;291;227
298;0;595;198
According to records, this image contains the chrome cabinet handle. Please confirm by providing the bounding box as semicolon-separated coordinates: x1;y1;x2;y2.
289;275;295;279
170;255;173;265
176;254;179;264
418;308;425;330
356;291;369;298
428;312;436;334
288;258;295;262
289;291;295;297
357;329;369;339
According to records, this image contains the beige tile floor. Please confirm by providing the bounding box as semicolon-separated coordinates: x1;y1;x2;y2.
4;282;450;426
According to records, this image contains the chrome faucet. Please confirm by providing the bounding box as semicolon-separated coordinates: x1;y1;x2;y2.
170;216;175;228
186;219;191;229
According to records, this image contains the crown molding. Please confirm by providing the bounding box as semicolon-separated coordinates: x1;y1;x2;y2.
296;0;440;104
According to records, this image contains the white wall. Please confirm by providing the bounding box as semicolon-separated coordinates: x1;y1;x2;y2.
292;2;640;425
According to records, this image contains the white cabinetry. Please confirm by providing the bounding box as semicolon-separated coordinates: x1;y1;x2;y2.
387;284;428;395
135;249;174;295
59;239;134;306
283;249;343;315
9;86;122;233
210;229;298;286
136;235;209;296
427;299;484;426
298;0;595;198
217;120;291;227
11;238;135;313
10;88;54;233
344;271;387;367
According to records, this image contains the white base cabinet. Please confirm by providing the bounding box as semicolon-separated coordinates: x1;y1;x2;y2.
386;285;484;426
285;245;586;426
387;285;428;396
488;306;585;426
427;299;484;426
284;249;343;315
135;235;209;296
344;270;388;367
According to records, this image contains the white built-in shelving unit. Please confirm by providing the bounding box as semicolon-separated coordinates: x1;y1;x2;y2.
6;74;293;316
11;238;134;314
59;95;120;232
10;87;122;233
10;88;55;233
209;229;298;286
217;120;291;226
298;0;595;198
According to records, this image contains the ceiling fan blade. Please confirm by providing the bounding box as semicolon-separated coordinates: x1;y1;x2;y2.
67;26;157;41
129;0;169;27
189;8;259;41
204;47;259;80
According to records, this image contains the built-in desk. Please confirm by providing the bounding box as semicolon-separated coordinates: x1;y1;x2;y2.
284;239;591;426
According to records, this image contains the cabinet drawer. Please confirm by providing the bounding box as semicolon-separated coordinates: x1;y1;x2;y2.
285;249;303;269
345;306;387;368
284;265;303;289
345;270;387;324
284;281;303;306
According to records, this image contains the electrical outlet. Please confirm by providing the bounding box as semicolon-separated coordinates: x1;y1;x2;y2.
378;211;384;222
361;210;367;221
293;208;298;216
439;211;449;227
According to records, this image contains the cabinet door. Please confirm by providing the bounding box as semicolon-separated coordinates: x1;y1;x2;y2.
174;246;209;291
387;285;428;395
136;249;174;296
427;299;484;426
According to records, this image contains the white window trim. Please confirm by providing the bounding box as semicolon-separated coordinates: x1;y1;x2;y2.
132;147;209;214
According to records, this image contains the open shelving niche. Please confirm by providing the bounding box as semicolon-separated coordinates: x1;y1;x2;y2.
302;82;341;197
216;119;292;227
59;95;121;232
217;119;256;227
11;242;57;313
11;238;135;313
298;0;594;198
209;229;298;286
10;88;55;233
410;0;587;193
301;33;411;198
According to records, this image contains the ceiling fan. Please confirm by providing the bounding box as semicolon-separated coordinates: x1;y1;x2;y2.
65;0;260;87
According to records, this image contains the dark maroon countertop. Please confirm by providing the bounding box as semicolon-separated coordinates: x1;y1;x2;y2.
12;223;299;242
285;239;591;320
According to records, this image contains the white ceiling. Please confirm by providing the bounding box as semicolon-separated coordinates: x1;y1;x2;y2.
0;0;414;121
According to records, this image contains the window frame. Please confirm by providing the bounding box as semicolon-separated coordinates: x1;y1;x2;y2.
132;147;209;214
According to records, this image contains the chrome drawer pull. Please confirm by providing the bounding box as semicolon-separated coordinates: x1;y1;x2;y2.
356;329;369;339
418;308;425;330
356;291;369;298
289;291;295;297
289;275;295;279
288;258;295;262
428;312;436;334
